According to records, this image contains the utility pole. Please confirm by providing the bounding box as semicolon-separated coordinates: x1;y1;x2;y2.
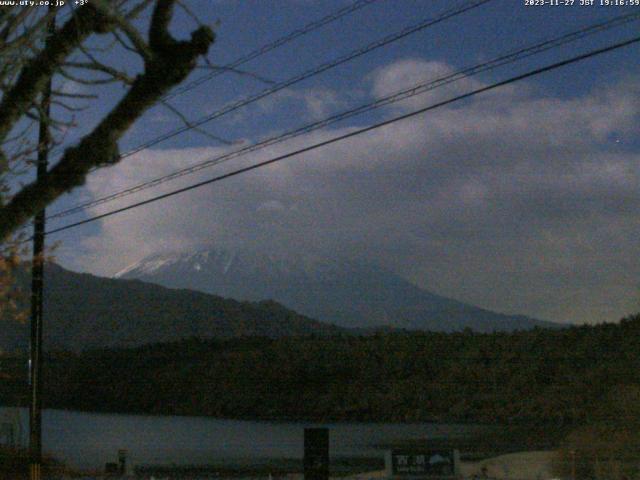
29;7;55;480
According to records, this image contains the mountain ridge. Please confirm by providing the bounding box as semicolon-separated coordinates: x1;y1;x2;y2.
0;263;346;353
116;246;560;332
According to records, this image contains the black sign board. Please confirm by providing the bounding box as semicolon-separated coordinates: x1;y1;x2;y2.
304;428;329;480
118;449;127;474
388;449;457;477
104;462;119;475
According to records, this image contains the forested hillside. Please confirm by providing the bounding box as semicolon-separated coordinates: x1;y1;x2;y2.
2;315;638;426
117;247;558;332
0;263;345;352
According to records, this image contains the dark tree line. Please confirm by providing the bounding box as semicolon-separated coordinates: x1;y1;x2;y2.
2;315;639;427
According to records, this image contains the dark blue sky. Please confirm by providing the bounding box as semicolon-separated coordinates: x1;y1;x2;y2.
35;0;640;324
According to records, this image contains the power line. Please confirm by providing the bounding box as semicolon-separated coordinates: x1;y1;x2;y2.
39;34;640;239
117;0;494;159
9;0;493;238
42;0;493;220
163;0;382;102
43;0;382;160
47;11;640;221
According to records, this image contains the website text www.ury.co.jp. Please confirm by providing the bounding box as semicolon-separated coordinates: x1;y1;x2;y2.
0;0;66;7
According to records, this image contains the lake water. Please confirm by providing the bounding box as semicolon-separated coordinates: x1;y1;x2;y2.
0;407;481;470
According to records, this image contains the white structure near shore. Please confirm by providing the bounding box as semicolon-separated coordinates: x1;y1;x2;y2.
341;451;555;480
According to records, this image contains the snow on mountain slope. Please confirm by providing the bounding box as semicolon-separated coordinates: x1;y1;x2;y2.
116;246;560;332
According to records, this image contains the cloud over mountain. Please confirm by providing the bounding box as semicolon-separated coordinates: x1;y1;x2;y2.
57;58;640;325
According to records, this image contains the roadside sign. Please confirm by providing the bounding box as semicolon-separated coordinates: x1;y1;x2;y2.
304;428;329;480
385;449;460;479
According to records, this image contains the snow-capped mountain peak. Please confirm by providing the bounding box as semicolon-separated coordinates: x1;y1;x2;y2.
113;245;558;332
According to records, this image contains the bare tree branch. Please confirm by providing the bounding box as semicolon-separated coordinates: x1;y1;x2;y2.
51;90;98;100
64;61;135;84
159;99;233;145
149;0;175;51
59;67;123;86
197;59;275;85
92;0;153;61
0;1;215;241
0;4;116;145
124;0;156;20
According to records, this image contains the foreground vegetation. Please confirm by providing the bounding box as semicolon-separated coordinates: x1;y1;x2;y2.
0;447;65;480
3;315;640;477
552;384;640;479
2;315;639;426
0;447;29;480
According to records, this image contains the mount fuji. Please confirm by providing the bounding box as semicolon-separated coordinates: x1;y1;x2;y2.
115;246;559;332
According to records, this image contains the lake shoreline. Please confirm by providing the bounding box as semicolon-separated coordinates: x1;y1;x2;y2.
2;406;562;479
0;402;567;429
0;404;567;465
0;407;491;471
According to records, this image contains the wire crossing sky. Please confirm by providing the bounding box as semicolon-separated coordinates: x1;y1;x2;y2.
162;0;382;102
47;10;640;221
40;34;640;239
118;0;494;159
43;0;383;162
34;0;640;326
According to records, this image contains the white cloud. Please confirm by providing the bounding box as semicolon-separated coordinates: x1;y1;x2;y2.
370;58;486;111
256;86;346;120
60;58;640;324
